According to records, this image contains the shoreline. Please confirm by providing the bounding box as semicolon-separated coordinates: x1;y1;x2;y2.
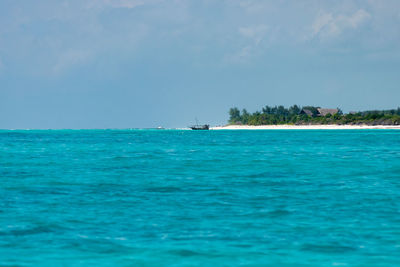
211;124;400;130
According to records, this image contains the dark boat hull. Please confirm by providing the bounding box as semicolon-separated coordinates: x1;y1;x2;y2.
190;125;209;130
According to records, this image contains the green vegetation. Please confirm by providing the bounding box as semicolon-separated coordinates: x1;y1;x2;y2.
228;105;400;125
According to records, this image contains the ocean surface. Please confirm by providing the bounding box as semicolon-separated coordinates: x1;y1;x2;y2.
1;129;400;266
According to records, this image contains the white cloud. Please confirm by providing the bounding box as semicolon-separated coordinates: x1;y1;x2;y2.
312;9;371;40
105;0;145;9
223;45;255;65
238;24;269;45
312;13;334;36
237;0;274;15
227;24;269;63
87;0;147;9
0;0;398;73
346;9;371;28
53;50;92;74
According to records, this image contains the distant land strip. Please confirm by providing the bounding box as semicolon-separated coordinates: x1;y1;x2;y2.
227;105;400;126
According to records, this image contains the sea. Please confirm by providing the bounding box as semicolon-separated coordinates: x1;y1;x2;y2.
1;129;400;266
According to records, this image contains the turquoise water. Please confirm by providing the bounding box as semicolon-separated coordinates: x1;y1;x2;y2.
1;130;400;266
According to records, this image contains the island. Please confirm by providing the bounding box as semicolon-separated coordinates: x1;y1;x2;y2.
212;105;400;130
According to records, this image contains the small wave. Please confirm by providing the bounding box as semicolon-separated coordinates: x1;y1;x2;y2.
168;249;202;257
0;226;53;237
301;243;356;253
145;186;182;193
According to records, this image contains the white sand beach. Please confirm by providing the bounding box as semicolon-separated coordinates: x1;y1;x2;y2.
211;125;400;130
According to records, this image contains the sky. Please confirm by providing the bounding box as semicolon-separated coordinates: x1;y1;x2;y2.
0;0;400;129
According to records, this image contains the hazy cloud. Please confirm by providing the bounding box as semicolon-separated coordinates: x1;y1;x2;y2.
312;9;371;40
53;50;92;74
238;24;269;45
88;0;147;9
0;0;397;76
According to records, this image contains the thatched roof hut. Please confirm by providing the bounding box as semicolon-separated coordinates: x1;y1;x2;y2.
317;108;339;116
300;109;314;116
300;108;339;117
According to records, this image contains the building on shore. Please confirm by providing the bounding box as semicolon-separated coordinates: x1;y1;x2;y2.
300;108;339;117
299;109;314;116
317;108;339;116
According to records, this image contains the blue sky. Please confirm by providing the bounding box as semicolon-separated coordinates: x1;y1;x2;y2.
1;0;400;128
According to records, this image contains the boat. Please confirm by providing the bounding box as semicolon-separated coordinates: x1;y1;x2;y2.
190;118;210;130
190;124;210;130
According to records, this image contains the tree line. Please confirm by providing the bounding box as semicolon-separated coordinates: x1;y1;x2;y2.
228;105;400;125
